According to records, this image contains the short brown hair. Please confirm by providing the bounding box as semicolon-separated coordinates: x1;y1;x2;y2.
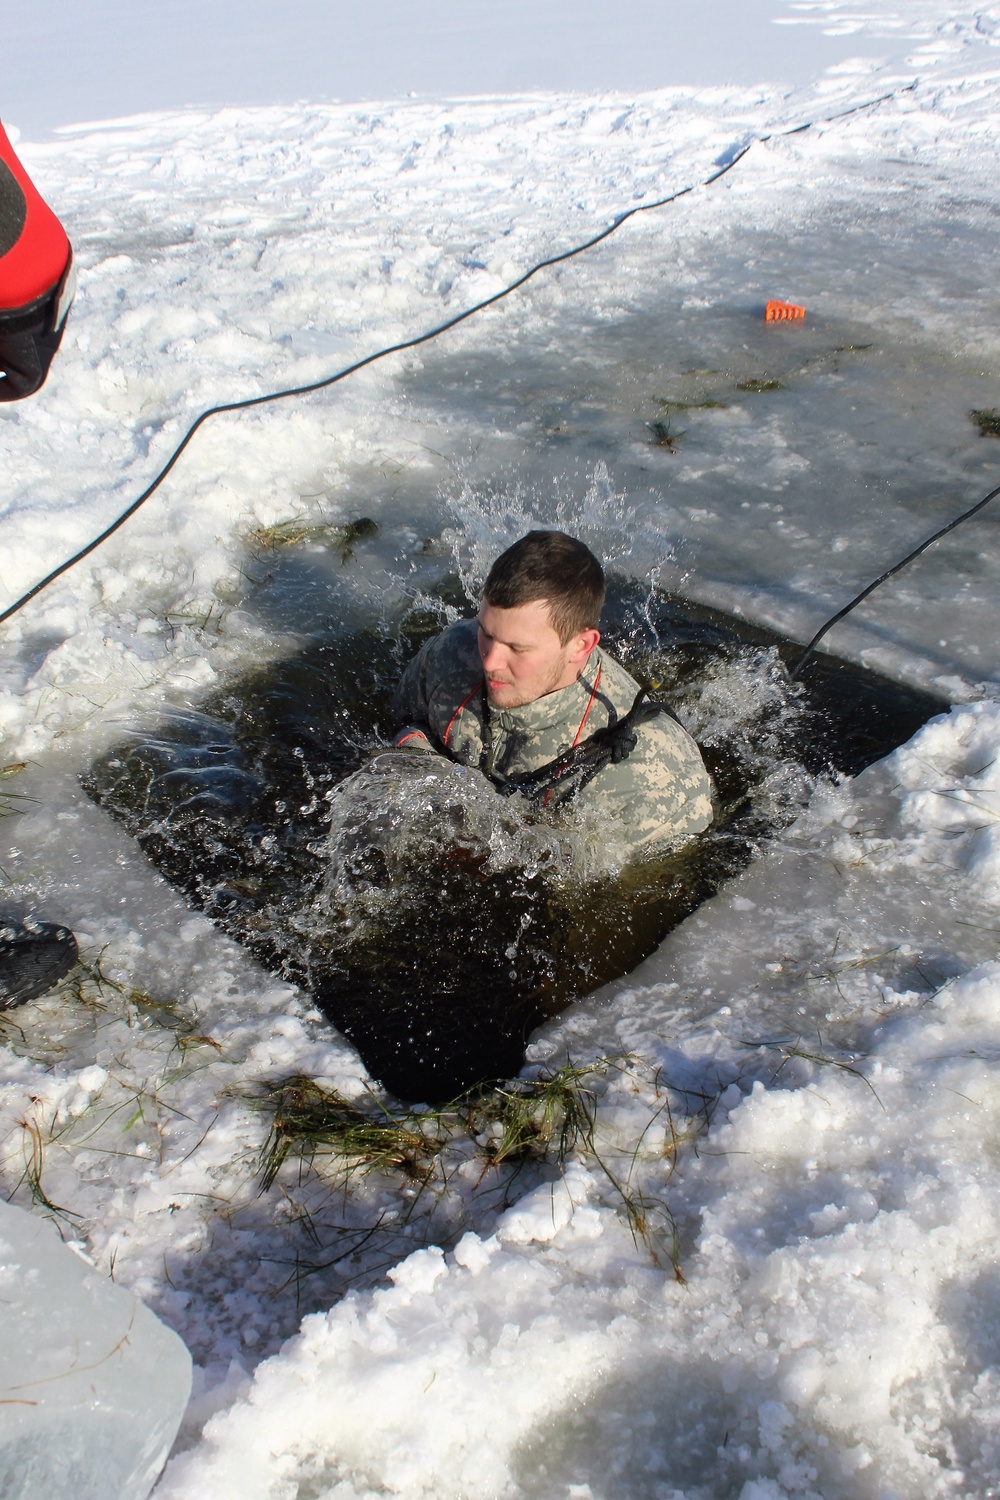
483;531;605;644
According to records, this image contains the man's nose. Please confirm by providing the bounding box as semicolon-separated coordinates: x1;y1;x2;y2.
481;638;508;672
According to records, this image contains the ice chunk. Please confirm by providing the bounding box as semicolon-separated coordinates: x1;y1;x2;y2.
0;1200;191;1500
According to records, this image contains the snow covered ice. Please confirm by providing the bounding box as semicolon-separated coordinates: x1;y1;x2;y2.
3;0;1000;1496
0;1198;191;1500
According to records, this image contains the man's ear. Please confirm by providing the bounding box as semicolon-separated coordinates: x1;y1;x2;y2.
569;628;601;664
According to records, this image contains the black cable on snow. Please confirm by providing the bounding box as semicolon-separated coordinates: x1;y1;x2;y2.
0;83;912;631
788;479;1000;679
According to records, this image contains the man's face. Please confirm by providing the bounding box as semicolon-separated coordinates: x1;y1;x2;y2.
476;598;599;710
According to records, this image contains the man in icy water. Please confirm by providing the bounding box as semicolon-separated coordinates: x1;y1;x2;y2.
391;530;713;860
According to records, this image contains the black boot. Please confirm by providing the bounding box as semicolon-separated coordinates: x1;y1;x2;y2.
0;918;78;1010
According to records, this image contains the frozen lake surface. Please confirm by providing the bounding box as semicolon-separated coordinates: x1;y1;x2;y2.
3;2;1000;1496
4;0;892;140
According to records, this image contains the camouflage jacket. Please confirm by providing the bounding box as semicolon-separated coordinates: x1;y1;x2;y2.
391;619;713;860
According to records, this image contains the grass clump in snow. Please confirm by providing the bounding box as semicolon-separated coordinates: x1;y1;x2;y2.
331;517;378;561
468;1061;608;1165
736;376;784;393
740;1035;884;1108
254;1076;446;1192
0;761;36;819
252;1059;697;1278
246;519;317;550
246;516;378;563
162;598;231;639
14;1113;73;1217
654;396;727;411
646;419;684;451
253;1063;615;1195
7;1073;175;1229
969;408;1000;438
0;950;223;1083
472;1061;692;1277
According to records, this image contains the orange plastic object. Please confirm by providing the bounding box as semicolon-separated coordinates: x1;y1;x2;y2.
765;299;806;322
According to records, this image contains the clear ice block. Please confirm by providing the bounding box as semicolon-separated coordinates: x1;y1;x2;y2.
0;1200;192;1500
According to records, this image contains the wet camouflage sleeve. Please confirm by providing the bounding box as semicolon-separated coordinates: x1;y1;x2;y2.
573;713;714;856
391;637;440;751
390;622;486;757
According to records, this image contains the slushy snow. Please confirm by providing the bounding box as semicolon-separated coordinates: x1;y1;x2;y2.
2;2;1000;1497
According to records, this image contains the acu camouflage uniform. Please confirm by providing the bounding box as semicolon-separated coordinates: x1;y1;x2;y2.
392;619;713;860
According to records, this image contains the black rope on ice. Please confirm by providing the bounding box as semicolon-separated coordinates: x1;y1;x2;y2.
788;479;1000;679
0;83;914;630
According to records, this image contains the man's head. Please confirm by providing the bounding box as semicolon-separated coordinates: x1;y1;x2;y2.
477;531;605;709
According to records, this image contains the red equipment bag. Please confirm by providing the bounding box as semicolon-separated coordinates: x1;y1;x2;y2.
0;121;74;400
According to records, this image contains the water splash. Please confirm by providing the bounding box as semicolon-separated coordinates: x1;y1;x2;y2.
444;460;653;604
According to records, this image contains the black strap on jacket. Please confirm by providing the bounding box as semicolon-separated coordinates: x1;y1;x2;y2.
482;687;677;808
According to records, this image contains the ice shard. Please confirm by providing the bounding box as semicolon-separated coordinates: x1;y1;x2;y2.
0;1200;192;1500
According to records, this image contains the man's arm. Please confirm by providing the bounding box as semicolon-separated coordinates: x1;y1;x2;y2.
390;638;438;752
390;620;485;756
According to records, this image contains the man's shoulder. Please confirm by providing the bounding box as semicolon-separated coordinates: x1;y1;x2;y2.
592;648;641;716
627;710;708;783
590;650;708;784
576;681;713;852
